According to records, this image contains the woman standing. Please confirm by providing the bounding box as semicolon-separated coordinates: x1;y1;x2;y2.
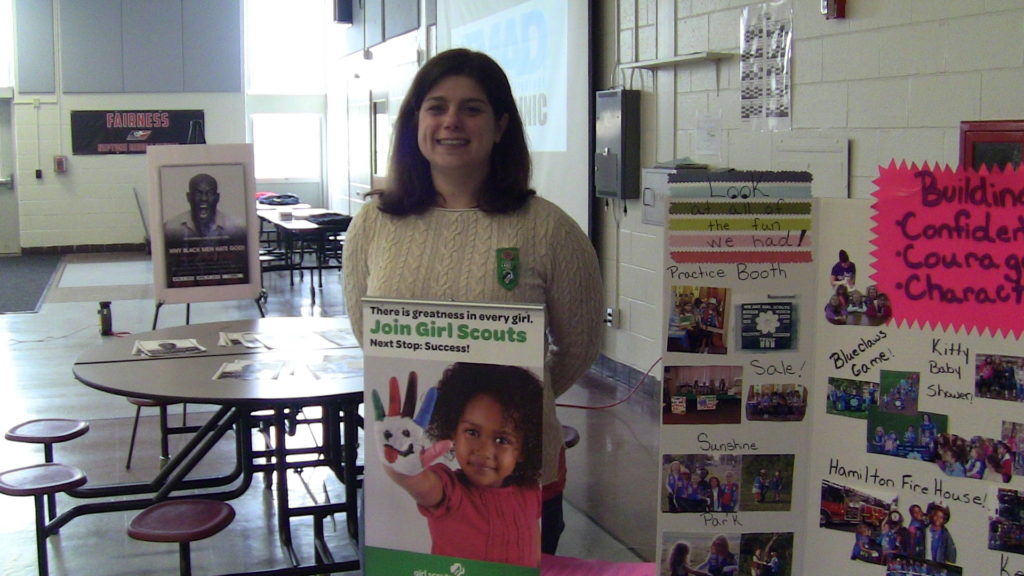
344;48;603;554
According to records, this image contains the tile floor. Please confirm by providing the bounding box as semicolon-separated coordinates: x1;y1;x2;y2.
0;252;657;575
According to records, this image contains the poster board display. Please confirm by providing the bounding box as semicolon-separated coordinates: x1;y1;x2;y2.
659;171;814;576
655;165;1024;576
147;144;261;305
362;297;546;576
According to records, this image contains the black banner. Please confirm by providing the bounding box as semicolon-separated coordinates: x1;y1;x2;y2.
71;110;204;155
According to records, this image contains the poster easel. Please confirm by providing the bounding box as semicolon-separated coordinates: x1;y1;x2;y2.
147;144;263;328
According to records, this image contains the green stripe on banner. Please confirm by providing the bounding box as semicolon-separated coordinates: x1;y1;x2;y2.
668;201;813;215
364;547;540;576
668;217;813;231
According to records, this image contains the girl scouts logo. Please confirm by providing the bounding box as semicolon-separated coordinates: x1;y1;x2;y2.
497;248;519;290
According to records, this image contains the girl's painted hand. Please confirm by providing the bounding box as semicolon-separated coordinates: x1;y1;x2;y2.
371;372;445;476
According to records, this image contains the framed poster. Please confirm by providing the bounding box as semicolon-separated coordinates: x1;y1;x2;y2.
147;144;261;305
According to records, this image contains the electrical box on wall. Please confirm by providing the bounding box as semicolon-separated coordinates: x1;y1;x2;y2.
594;88;641;199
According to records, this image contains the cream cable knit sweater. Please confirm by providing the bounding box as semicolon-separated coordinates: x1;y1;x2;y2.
344;195;603;484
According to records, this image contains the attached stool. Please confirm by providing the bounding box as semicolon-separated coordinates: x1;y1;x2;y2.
128;499;235;576
0;463;88;576
6;418;90;520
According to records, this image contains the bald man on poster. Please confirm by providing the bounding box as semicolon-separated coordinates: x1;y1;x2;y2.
162;172;249;288
164;173;245;248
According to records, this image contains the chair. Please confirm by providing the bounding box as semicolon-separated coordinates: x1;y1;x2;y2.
0;463;88;576
128;499;235;576
6;418;90;520
125;398;201;470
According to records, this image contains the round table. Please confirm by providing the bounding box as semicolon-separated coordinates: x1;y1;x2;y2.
71;316;363;572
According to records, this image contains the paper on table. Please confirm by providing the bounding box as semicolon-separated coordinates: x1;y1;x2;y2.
133;339;206;357
317;329;360;348
218;332;264;348
252;331;337;350
306;352;363;379
212;359;285;381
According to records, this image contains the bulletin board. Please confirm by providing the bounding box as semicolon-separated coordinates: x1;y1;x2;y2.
654;165;1024;576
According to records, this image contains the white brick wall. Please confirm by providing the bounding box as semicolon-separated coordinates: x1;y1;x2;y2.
597;0;1024;374
13;93;245;248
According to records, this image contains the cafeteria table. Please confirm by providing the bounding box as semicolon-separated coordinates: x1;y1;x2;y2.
257;208;349;302
70;316;364;575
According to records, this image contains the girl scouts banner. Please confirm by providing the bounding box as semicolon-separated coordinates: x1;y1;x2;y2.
362;297;545;576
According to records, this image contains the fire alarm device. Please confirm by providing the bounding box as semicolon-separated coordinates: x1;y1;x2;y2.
820;0;846;19
54;155;68;173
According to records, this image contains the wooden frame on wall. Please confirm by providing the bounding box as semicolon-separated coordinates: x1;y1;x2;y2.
959;119;1024;171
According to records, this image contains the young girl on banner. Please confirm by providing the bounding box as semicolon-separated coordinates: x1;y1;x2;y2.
377;363;544;566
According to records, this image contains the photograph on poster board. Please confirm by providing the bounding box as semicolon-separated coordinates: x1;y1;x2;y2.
160;165;249;288
878;370;921;414
824;247;894;326
933;433;1005;481
740;532;794;576
976;353;1024;402
739;301;796;351
989;486;1024;556
366;360;543;568
662;365;742;425
1002;420;1024;477
660;532;740;576
885;553;963;576
667;285;730;354
872;502;960;570
744;383;807;422
866;409;947;462
826;376;878;418
819;480;896;533
740;454;795;511
662;453;741;514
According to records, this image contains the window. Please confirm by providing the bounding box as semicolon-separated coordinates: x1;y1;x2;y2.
251;114;323;181
0;0;12;88
245;0;327;95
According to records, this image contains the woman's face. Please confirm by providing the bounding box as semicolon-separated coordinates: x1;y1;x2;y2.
454;394;523;488
417;75;509;184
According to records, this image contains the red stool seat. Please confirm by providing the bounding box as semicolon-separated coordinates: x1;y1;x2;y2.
129;499;235;543
129;499;235;576
0;463;87;576
6;419;90;525
0;463;87;497
6;419;90;446
562;425;580;449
